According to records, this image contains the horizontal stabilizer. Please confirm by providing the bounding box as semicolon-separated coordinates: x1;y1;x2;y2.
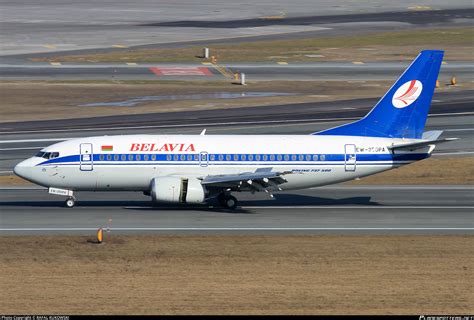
388;138;458;151
422;130;444;140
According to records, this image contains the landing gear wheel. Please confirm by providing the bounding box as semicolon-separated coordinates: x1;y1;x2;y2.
224;195;238;210
65;197;75;208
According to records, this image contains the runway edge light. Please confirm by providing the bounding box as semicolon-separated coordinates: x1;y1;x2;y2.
450;76;457;86
97;228;103;244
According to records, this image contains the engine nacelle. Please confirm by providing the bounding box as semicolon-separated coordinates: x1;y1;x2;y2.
150;176;205;204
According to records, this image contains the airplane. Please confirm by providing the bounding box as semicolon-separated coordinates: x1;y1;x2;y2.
14;50;455;209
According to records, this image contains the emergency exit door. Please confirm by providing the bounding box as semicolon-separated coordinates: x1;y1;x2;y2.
344;144;356;172
80;143;93;171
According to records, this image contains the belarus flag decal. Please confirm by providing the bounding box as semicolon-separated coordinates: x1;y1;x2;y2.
101;145;113;152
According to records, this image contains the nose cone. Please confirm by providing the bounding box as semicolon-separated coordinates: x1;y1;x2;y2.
14;160;32;181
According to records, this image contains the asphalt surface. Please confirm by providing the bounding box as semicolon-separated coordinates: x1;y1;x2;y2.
1;186;472;235
1;61;472;81
2;2;471;57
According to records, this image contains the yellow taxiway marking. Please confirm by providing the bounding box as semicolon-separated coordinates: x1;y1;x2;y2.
50;62;62;66
42;44;57;49
259;11;286;20
126;62;137;66
442;61;448;65
408;5;432;11
277;61;288;65
112;44;128;48
201;62;212;65
352;61;364;65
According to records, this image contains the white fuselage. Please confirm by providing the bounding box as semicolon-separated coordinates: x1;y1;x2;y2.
14;134;429;193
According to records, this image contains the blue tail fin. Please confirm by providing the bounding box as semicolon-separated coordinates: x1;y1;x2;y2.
314;50;444;139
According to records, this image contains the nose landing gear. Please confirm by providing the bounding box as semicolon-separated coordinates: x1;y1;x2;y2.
48;187;76;208
65;197;76;208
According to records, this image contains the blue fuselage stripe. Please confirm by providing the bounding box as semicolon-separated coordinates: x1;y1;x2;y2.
37;152;429;166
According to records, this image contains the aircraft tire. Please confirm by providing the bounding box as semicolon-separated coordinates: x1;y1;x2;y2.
65;197;75;208
224;196;238;210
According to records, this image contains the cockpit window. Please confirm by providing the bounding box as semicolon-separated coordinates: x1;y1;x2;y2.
35;151;60;159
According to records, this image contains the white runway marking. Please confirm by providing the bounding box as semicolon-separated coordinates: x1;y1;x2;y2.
1;112;472;135
445;128;474;132
1;227;473;232
0;146;46;151
241;206;474;209
433;151;474;156
0;138;69;143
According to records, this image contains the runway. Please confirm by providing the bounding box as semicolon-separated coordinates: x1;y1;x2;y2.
1;186;472;235
1;61;472;81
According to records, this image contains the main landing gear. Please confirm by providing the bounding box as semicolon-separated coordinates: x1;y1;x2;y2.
218;193;238;210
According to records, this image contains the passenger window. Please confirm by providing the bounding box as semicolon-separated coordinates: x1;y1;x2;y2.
121;154;126;161
99;155;104;161
299;154;304;161
284;154;289;161
313;154;318;161
128;154;134;161
306;154;312;161
320;155;326;161
106;155;112;161
210;154;215;161
255;154;261;161
166;154;171;161
136;154;141;161
248;154;254;161
218;154;223;161
113;155;119;161
270;155;275;161
291;154;296;161
144;154;149;161
263;154;268;161
233;154;238;161
225;154;231;161
151;155;156;161
277;155;282;161
173;154;178;161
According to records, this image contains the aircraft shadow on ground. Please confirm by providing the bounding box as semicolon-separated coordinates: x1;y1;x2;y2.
0;194;378;212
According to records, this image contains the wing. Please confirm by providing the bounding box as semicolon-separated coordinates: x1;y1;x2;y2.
201;168;291;192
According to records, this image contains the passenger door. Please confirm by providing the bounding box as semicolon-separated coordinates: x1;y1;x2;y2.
80;143;93;171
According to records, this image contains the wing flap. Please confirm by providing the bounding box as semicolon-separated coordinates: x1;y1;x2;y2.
201;170;290;191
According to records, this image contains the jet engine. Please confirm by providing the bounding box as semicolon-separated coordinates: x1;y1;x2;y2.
150;176;205;203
